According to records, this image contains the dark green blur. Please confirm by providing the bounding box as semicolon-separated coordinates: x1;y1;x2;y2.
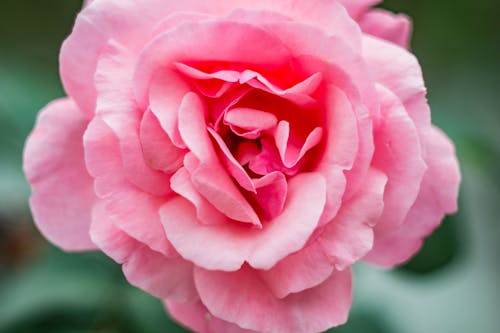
0;1;498;332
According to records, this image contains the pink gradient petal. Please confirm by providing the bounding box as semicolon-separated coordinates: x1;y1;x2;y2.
240;70;322;107
365;127;460;267
122;245;197;302
225;1;362;50
259;241;334;299
360;9;412;49
236;141;261;166
337;0;381;19
134;20;291;108
370;84;427;239
207;128;256;192
93;40;171;196
65;0;358;113
178;93;260;225
101;112;172;197
175;62;240;82
24;98;96;251
363;35;430;127
166;300;257;333
195;266;352;333
104;187;174;257
258;22;377;199
252;172;287;220
140;109;185;173
84;117;174;257
148;69;189;148
319;168;387;270
170;167;228;225
91;199;196;302
224;107;278;139
316;87;358;224
275;121;323;168
174;62;239;98
83;116;123;198
59;13;103;115
248;137;299;176
90;201;136;264
160;173;326;271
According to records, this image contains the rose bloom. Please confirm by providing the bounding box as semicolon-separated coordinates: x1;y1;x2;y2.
23;0;460;332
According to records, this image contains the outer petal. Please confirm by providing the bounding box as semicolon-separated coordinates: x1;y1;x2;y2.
165;300;256;333
363;35;430;128
84;116;174;257
370;84;427;238
337;0;381;19
360;9;412;49
91;201;197;302
195;266;352;333
63;0;363;112
160;173;326;271
24;98;96;251
94;39;171;196
319;168;387;270
365;127;460;267
258;241;334;299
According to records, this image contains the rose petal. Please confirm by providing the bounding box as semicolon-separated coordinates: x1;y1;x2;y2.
319;168;387;270
134;20;291;108
207;128;256;192
24;98;96;251
90;201;136;264
370;84;427;238
360;9;412;49
224;107;278;139
337;0;381;19
316;86;358;225
363;35;430;127
259;241;334;299
160;173;326;271
122;245;197;302
91;200;196;302
94;39;172;196
170;167;228;225
365;127;460;267
140;108;185;173
194;266;352;333
178;93;260;225
252;172;287;221
275;120;323;168
84;117;174;257
149;69;190;148
165;300;257;333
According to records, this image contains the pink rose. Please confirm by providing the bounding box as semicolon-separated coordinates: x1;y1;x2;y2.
23;0;460;332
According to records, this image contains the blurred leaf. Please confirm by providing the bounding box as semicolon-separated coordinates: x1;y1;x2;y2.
398;214;461;275
325;311;395;333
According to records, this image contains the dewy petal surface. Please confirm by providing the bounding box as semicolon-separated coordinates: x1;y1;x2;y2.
24;98;96;251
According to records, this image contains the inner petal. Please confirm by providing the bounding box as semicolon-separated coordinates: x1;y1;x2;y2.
275;120;324;168
224;107;278;139
207;127;256;193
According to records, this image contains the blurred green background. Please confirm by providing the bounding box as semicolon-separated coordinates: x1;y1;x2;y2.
0;0;498;332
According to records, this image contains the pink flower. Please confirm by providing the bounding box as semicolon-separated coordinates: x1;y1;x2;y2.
23;1;460;332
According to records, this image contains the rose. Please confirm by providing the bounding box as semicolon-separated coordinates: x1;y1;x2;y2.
23;0;460;332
